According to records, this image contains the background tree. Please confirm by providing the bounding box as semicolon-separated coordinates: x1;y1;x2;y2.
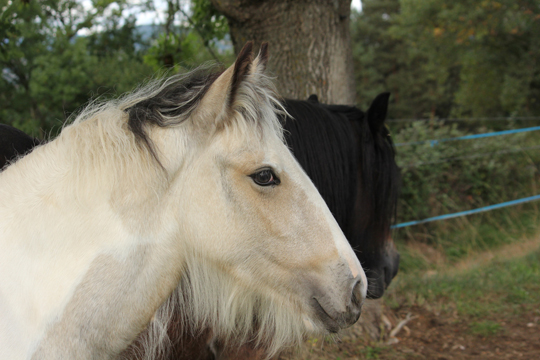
208;0;357;104
0;0;154;136
351;0;461;119
394;0;540;118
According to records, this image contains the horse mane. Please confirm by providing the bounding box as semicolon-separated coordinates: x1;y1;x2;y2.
122;251;309;360
124;67;223;166
49;59;283;192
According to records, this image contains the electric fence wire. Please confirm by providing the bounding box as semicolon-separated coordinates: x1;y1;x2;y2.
394;126;540;147
392;195;540;229
390;119;540;228
387;116;540;123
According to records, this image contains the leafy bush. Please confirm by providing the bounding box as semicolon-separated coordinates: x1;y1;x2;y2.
392;120;540;245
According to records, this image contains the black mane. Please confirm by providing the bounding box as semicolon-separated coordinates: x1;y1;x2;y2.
125;68;222;164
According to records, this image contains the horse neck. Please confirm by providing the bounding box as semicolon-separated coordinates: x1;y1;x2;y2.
0;115;190;359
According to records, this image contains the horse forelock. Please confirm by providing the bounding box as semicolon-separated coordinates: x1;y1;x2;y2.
121;60;285;167
123;65;224;166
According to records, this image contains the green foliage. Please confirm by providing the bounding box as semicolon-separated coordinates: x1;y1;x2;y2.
392;0;540;117
391;119;540;264
361;345;384;359
393;121;540;223
351;0;456;119
0;0;235;137
143;32;185;71
0;0;154;136
351;0;540;119
191;0;229;44
140;0;233;72
143;30;227;73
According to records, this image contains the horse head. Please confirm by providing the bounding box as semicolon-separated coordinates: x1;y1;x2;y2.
0;42;366;359
123;42;368;356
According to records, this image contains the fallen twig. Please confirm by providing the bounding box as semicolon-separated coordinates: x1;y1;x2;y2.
389;313;418;339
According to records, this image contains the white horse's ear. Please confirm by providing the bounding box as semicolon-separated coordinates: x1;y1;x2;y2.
227;41;254;108
245;41;268;77
195;41;269;129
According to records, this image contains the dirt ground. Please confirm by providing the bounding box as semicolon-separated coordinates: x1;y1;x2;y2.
378;306;540;359
281;238;540;360
280;305;540;360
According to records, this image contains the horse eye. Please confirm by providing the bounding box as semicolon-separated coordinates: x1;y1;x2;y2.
250;169;280;186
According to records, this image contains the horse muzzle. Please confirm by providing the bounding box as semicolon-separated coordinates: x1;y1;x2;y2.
311;277;364;333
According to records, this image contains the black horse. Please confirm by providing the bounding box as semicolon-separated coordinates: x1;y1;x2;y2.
0;93;400;359
283;93;400;300
0;124;41;170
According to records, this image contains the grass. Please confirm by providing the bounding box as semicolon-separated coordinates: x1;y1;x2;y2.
385;241;540;319
469;320;503;336
282;208;540;359
361;346;385;359
394;202;540;273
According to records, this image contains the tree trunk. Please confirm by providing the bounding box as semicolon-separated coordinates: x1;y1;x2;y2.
210;0;356;104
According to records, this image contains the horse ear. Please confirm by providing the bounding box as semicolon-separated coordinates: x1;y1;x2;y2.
196;42;265;128
255;42;269;72
228;41;254;107
307;94;319;103
366;92;390;134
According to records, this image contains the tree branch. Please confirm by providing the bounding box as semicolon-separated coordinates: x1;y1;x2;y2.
178;7;220;62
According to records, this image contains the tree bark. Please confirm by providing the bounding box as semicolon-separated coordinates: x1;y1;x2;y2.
210;0;356;104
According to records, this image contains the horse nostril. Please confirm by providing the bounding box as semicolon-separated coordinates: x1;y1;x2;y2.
351;279;364;308
342;280;364;326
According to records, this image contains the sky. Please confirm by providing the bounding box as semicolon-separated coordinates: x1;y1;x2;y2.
352;0;362;11
134;0;363;26
80;0;363;31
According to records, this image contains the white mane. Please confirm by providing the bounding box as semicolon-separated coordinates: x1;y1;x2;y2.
125;250;309;360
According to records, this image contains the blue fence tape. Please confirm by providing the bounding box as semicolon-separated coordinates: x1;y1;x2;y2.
392;194;540;229
388;116;540;123
395;126;540;147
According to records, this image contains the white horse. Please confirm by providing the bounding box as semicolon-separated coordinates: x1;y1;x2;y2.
0;42;367;359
